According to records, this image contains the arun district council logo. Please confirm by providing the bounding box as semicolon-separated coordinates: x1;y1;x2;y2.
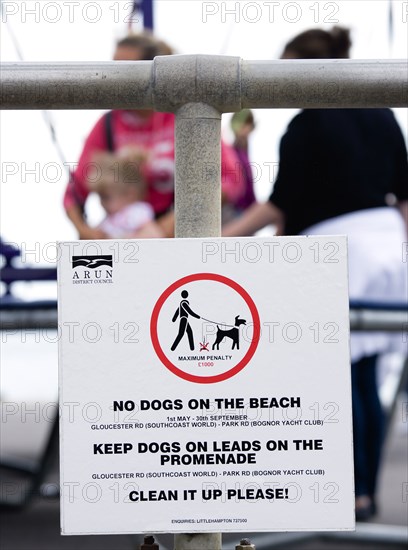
71;255;114;285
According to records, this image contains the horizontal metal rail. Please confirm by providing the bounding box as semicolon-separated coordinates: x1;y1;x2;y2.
1;57;407;110
0;301;406;331
350;301;408;332
0;61;153;110
1;266;57;285
241;59;408;109
0;301;58;329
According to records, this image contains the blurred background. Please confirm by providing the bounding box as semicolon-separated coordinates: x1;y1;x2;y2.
1;0;407;286
1;1;407;549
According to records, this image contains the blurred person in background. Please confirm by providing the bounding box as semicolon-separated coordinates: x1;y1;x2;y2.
222;109;257;223
88;148;162;238
223;26;408;521
63;31;244;239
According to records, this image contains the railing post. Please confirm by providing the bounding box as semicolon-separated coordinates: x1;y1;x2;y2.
174;102;222;238
173;101;222;549
174;533;222;550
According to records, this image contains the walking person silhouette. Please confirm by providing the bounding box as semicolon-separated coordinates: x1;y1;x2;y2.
171;290;201;351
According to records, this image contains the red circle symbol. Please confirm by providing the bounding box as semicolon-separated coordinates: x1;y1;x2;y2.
150;273;260;384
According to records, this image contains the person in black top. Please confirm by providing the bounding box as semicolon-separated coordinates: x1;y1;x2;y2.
269;107;408;235
224;26;408;522
224;28;407;237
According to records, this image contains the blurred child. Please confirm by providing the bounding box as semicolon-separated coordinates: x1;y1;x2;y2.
89;149;163;238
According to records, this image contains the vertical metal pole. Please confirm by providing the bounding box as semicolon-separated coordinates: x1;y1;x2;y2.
174;533;222;550
173;101;222;550
174;103;222;239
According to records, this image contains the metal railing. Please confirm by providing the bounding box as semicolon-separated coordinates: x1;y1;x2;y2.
2;58;408;110
1;298;407;332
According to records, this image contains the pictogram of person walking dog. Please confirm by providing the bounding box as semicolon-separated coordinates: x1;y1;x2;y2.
171;290;247;352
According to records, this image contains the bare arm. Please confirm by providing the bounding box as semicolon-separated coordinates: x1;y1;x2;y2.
222;201;285;237
397;200;408;236
126;220;165;239
156;211;175;238
65;204;107;240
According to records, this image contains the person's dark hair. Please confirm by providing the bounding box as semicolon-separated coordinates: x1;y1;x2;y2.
117;31;172;60
282;26;352;59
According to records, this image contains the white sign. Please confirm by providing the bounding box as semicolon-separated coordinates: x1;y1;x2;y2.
58;237;354;535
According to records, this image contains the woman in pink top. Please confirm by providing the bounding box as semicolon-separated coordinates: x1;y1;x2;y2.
64;32;243;239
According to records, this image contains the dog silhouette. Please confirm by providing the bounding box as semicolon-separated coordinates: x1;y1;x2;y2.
212;315;246;350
